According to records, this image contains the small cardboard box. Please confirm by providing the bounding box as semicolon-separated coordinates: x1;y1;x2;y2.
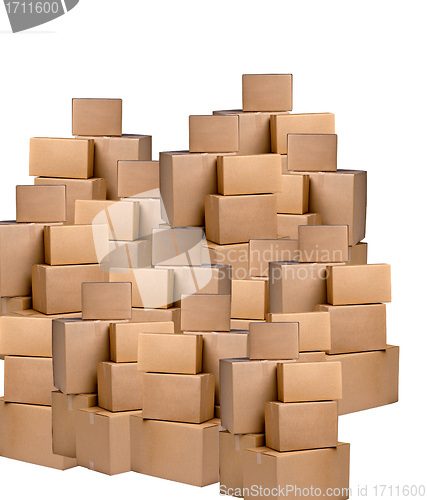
205;241;249;279
181;293;231;332
217;154;282;195
249;322;299;360
108;239;152;269
16;185;66;223
29;137;94;179
142;372;214;423
242;74;292;112
281;154;288;173
265;401;338;452
98;362;144;412
277;212;322;239
230;319;264;330
249;239;299;277
327;263;392;305
298;225;349;263
81;282;132;320
52;391;97;458
231;278;268;320
123;197;165;240
277;361;342;402
117;160;159;198
205;194;277;244
0;296;32;316
130;307;181;333
277;174;309;214
288;134;337;172
0;315;54;357
189;115;239;153
130;415;220;486
151;227;203;266
347;241;368;266
72;98;122;136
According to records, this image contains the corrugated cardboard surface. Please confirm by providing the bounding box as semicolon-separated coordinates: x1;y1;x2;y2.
16;185;66;223
249;322;299;360
118;160;159;198
181;293;231;332
151;227;203;266
277;174;309;214
249;239;299;277
129;307;181;333
347;241;368;266
206;241;249;280
107;239;152;270
298;224;349;263
277;212;322;239
81;282;132;320
0;296;31;315
288;134;338;172
189;115;239;153
0;315;54;357
242;74;292;112
231;278;268;320
98;362;144;412
72;98;122;136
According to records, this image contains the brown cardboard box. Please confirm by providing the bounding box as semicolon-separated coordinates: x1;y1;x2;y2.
29;137;94;179
281;154;288;173
34;176;106;225
7;309;81;319
51;391;97;458
297;351;327;362
205;194;277;244
81;282;132;320
130;415;220;486
265;401;338;452
72;98;122;136
205;242;249;280
123;197;165;240
231;278;268;320
117;160;159;198
151;227;203;266
220;431;265;497
4;356;54;406
107;239;152;269
242;74;292;112
327;263;391;305
181;293;231;332
277;213;322;239
298;225;349;263
277;174;309;214
315;303;386;354
242;443;350;499
347;241;368;265
249;322;299;360
76;407;139;475
189;115;239;153
277;361;342;402
270;113;335;154
0;398;77;470
0;296;31;315
267;311;331;352
130;307;181;333
44;224;109;265
215;405;221;419
110;321;175;362
288;134;337;172
98;362;144;412
142;372;214;423
32;263;107;314
16;185;66;223
230;319;264;330
217;154;282;195
249;239;299;277
326;345;399;415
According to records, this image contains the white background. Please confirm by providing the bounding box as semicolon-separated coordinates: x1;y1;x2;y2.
0;1;426;499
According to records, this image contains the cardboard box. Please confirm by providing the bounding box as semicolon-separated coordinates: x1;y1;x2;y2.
107;239;152;269
7;309;81;319
72;98;122;136
205;194;277;244
142;372;214;423
44;224;109;265
130;415;220;486
205;242;249;280
230;319;264;330
347;241;368;266
298;225;349;263
98;362;144;412
242;74;293;112
231;278;268;320
215;405;221;419
249;322;299;360
151;227;203;266
277;212;322;239
189;115;239;153
16;185;66;223
217;154;282;195
265;400;338;452
249;239;299;277
0;296;31;315
124;197;165;239
52;318;112;394
277;361;342;402
327;263;392;305
0;398;77;470
130;306;181;333
277;174;309;214
76;407;139;475
51;391;97;458
110;321;175;362
315;303;386;354
34;176;106;225
181;293;231;332
326;345;399;415
117;160;159;198
267;311;331;352
29;137;94;179
270;113;335;154
81;282;132;320
297;351;327;362
281;154;288;173
288;134;337;172
4;356;54;406
32;263;107;314
242;443;350;499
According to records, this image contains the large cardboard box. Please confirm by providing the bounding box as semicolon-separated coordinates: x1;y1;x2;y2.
32;263;107;314
0;296;31;315
205;194;277;244
72;98;122;136
29;137;94;178
277;174;309;214
142;372;215;423
206;241;249;280
249;322;299;360
16;185;66;223
347;241;368;266
242;74;292;112
117;160;159;198
130;306;181;333
107;239;152;269
51;391;97;458
130;415;220;486
298;225;349;263
265;401;338;452
81;282;132;320
326;345;399;415
277;212;322;239
231;278;268;320
151;227;203;266
0;398;77;470
189;115;239;153
249;239;299;277
98;362;144;412
288;134;337;172
181;293;231;332
315;303;386;354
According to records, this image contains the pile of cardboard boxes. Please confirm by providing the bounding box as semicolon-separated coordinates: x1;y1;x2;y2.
0;74;399;499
